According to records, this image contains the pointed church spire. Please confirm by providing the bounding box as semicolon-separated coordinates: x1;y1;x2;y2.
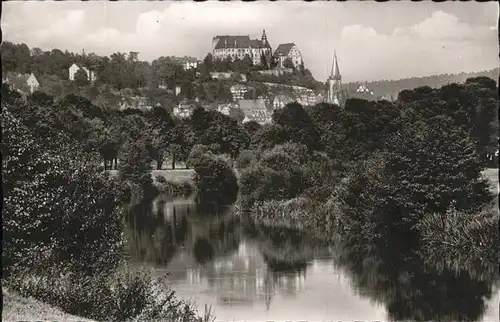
262;29;268;43
330;50;341;80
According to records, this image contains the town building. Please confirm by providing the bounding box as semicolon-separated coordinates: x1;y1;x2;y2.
326;51;344;106
212;30;272;67
217;102;239;116
3;72;40;94
210;72;233;80
173;100;196;118
119;96;152;111
230;84;249;101
182;60;200;71
347;84;377;101
273;43;303;69
69;63;96;83
296;90;317;107
272;94;294;110
256;68;294;76
238;99;272;125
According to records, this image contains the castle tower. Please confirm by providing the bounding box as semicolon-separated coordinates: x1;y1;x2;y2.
261;29;269;46
327;50;342;106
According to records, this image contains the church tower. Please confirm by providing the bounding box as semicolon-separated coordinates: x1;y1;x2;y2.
327;51;342;106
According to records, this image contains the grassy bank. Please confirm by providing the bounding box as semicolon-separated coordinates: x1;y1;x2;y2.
109;169;196;183
3;287;96;322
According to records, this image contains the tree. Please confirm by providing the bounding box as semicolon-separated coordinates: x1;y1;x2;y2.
3;100;123;276
243;120;262;136
283;57;294;69
272;102;322;151
260;52;269;70
229;107;246;123
74;69;90;86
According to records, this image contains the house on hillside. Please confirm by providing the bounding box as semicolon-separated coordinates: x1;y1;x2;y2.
273;94;294;110
256;68;294;76
273;43;303;69
239;99;272;125
230;84;249;101
347;84;377;101
173;100;196;118
69;63;96;83
217;102;239;116
119;96;152;111
182;60;200;71
296;90;317;107
3;72;40;94
210;72;233;80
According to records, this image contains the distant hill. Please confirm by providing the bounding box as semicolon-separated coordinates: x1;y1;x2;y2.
343;68;499;100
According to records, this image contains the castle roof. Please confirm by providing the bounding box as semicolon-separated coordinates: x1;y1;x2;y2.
274;43;296;56
213;35;269;49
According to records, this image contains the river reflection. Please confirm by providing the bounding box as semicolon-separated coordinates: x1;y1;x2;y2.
125;194;499;321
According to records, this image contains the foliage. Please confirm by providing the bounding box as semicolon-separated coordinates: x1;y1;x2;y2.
118;136;154;201
193;153;239;206
272;102;322;151
190;106;250;158
2;98;124;277
6;268;213;322
74;69;90;87
417;203;499;265
235;150;257;169
238;143;331;208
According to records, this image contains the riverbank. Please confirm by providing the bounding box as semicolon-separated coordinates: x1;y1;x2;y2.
3;287;96;322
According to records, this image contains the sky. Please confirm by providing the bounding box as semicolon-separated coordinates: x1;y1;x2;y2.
2;1;498;83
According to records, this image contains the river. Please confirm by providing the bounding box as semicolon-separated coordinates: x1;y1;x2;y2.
124;194;499;321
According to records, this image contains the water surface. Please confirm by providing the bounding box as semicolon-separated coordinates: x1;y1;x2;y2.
125;194;499;321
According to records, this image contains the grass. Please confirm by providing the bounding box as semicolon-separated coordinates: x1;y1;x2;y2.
109;169;195;183
3;287;96;322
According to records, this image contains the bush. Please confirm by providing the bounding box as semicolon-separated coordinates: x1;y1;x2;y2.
193;153;239;205
155;180;195;197
239;144;331;209
6;268;212;322
418;203;499;265
119;137;155;200
235;150;256;169
186;144;213;169
2;106;124;276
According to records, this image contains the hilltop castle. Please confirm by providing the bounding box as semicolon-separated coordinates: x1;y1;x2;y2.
212;30;304;69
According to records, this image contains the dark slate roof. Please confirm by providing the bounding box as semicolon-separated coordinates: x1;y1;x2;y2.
213;36;269;49
238;99;270;123
274;43;296;56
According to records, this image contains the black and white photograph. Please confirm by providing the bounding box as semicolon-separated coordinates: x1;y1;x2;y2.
2;1;499;321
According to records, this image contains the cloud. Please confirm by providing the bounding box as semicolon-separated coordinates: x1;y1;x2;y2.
32;10;85;39
337;11;497;81
393;10;494;43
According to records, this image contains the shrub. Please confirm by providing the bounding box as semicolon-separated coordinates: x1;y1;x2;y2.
2;106;124;276
417;203;499;265
235;150;256;169
250;197;313;230
155;180;195;197
186;144;213;169
193;153;239;205
6;268;212;322
119;136;154;200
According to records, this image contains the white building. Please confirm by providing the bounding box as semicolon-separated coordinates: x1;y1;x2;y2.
273;43;303;69
230;84;249;101
182;61;199;70
69;63;96;82
3;72;40;94
212;30;272;66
